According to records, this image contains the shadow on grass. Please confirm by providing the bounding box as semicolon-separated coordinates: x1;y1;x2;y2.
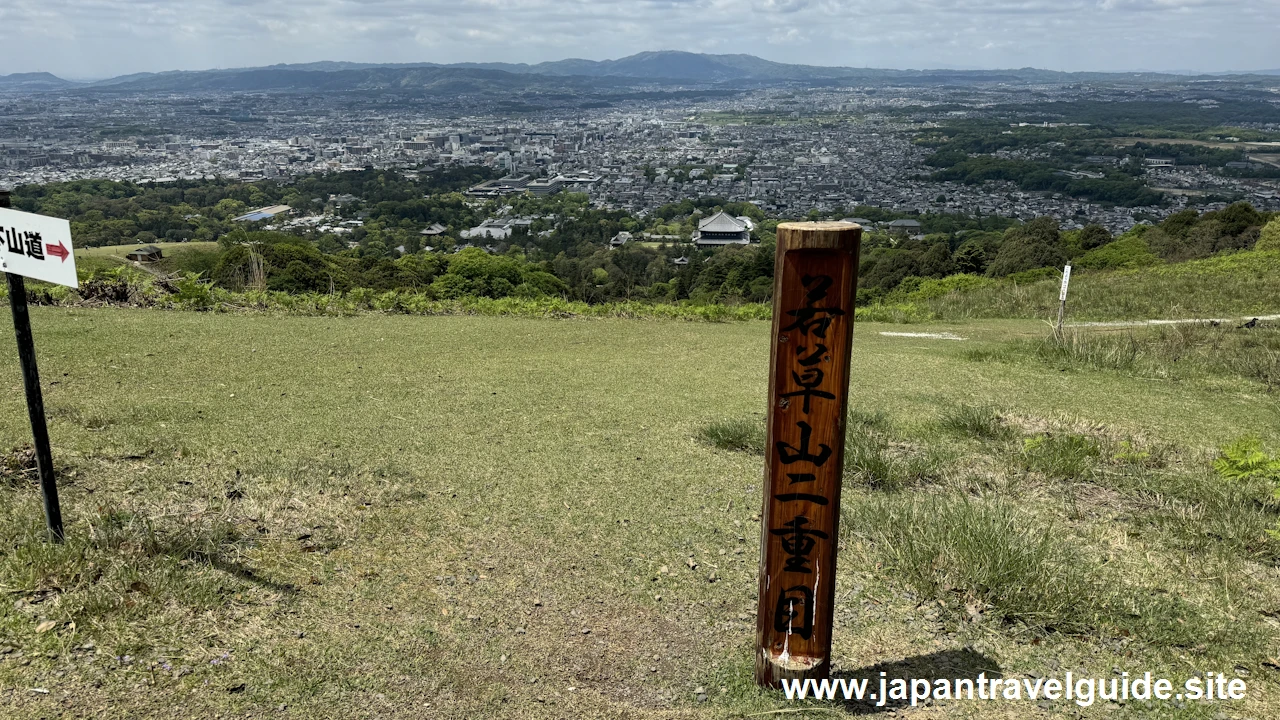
204;556;299;596
94;506;301;598
833;649;1002;714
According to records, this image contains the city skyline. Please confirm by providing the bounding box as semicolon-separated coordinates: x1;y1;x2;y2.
1;0;1278;79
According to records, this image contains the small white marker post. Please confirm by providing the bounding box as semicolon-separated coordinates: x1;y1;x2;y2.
1056;264;1072;334
1;191;78;542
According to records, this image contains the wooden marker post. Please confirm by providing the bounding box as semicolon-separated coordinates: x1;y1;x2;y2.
1056;264;1072;334
755;221;861;687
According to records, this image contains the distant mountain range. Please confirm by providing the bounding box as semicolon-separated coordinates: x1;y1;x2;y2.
451;52;870;82
82;66;607;94
6;51;1280;94
0;72;78;91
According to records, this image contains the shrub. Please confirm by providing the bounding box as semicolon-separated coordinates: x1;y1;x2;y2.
160;246;222;276
1078;224;1113;251
346;287;377;309
986;219;1066;277
882;273;995;304
1258;218;1280;252
917;242;956;277
431;248;525;299
1074;236;1161;270
518;269;568;298
172;273;224;310
1005;266;1060;284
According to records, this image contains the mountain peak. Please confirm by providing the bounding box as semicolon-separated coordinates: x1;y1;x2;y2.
0;72;76;90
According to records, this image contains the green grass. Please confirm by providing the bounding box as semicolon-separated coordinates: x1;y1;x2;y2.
1019;433;1103;480
921;248;1280;321
843;429;948;491
1;311;1279;718
845;495;1147;636
939;404;1015;441
698;417;765;454
74;241;219;259
970;324;1280;390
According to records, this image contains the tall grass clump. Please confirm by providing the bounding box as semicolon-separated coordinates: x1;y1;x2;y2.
699;418;766;454
1019;434;1102;480
847;408;890;430
844;495;1227;648
843;495;1097;633
852;303;934;324
972;324;1280;390
1036;330;1142;371
939;404;1014;441
844;432;945;491
923;248;1280;322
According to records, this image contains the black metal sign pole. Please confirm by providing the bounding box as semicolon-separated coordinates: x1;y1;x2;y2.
1;190;63;541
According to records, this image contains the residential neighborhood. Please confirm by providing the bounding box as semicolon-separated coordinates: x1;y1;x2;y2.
4;82;1278;239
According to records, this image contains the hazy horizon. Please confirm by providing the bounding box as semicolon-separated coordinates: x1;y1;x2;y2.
8;52;1280;84
1;0;1277;79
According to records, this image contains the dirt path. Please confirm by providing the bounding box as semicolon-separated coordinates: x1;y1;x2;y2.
1068;313;1280;328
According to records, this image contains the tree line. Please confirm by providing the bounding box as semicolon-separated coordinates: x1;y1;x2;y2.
11;171;1277;309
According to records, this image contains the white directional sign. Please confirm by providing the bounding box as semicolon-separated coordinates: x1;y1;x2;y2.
1059;264;1072;302
0;207;77;289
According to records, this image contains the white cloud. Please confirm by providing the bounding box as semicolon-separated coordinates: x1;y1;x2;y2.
0;0;1275;78
755;0;811;12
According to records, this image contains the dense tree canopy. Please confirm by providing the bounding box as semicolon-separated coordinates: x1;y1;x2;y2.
13;170;1274;308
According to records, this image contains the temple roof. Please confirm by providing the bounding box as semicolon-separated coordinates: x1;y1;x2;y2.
698;211;748;234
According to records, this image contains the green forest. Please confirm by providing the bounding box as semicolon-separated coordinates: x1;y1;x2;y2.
916;110;1280;207
8;170;1278;309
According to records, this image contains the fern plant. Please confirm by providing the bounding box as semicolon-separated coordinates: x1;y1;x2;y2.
1214;437;1280;485
1217;438;1280;541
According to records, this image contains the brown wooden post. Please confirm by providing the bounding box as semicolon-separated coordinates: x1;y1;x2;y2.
755;221;861;687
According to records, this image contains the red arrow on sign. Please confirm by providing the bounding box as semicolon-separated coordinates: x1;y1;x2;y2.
45;241;70;262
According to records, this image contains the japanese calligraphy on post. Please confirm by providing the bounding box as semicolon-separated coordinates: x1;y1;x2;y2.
755;221;861;687
0;207;77;289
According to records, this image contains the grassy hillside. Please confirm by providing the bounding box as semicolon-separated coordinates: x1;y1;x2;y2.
75;241;219;259
904;248;1280;322
1;310;1278;718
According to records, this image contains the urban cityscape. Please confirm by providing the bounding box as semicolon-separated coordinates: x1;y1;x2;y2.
3;64;1279;239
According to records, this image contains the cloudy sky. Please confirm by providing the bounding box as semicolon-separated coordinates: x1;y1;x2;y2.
2;0;1277;79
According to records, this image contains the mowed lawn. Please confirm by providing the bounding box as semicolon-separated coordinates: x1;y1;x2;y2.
0;308;1278;719
75;242;219;260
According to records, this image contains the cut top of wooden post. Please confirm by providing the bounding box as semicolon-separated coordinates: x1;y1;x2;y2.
775;222;862;252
